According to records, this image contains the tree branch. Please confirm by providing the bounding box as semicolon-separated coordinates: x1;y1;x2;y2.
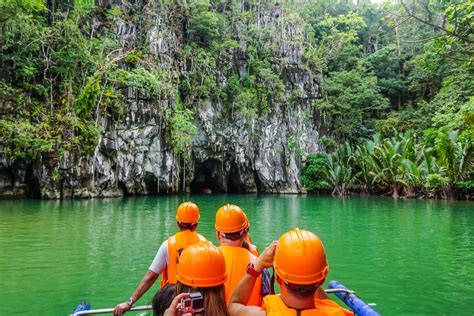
400;0;474;44
401;34;443;43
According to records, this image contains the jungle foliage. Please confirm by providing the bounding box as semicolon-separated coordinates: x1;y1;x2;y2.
303;130;472;199
0;0;166;166
299;0;473;199
0;0;472;198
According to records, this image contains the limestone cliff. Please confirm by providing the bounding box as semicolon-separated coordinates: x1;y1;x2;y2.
0;0;322;198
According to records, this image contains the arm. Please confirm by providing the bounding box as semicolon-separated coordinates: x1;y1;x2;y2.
129;270;160;302
113;270;159;315
113;241;168;315
229;241;277;316
228;274;265;316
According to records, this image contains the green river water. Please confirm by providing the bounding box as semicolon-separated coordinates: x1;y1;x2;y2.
0;195;473;315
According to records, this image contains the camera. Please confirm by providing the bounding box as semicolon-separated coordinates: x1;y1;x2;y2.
177;292;204;315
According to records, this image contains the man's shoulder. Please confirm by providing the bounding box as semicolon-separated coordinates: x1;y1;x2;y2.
158;239;169;252
197;233;208;241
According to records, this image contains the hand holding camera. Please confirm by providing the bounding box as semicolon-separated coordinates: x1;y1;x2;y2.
177;292;204;315
164;292;204;316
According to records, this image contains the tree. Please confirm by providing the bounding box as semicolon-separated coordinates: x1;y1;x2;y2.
315;67;389;143
165;96;197;192
322;143;355;196
424;129;473;199
301;154;329;192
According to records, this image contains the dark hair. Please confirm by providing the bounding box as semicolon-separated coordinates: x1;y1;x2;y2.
220;229;246;241
284;280;320;297
177;222;198;231
176;281;230;316
152;284;176;316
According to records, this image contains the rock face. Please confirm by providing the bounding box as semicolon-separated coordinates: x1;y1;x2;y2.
0;1;323;198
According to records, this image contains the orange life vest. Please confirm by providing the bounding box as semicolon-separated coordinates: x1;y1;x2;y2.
262;295;354;316
219;245;262;306
160;230;207;286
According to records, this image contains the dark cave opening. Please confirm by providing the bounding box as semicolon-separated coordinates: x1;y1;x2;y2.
254;170;262;193
227;162;246;193
118;180;130;196
190;159;226;194
25;164;41;198
145;172;158;195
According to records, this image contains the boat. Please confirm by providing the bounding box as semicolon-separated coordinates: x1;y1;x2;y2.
328;281;380;316
70;280;380;315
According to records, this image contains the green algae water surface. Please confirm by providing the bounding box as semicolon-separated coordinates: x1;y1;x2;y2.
0;195;473;315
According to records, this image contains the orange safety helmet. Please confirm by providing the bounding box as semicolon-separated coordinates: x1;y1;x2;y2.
215;204;248;233
176;201;200;224
274;228;329;285
176;242;227;287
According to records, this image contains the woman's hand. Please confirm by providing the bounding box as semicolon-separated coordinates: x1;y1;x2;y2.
163;293;189;316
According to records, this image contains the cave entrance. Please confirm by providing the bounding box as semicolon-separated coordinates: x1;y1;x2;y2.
144;172;158;195
190;159;226;194
25;164;41;198
227;162;246;193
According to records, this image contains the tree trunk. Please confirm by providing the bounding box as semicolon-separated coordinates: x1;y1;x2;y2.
340;184;346;196
174;159;180;193
442;184;454;200
395;26;402;110
182;158;186;193
361;185;370;195
403;186;417;198
391;183;400;199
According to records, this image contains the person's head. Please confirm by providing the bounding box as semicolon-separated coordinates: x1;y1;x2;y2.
274;228;328;299
176;242;229;316
176;201;200;231
152;284;175;316
215;204;248;246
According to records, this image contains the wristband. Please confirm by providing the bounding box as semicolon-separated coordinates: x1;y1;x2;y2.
246;263;261;277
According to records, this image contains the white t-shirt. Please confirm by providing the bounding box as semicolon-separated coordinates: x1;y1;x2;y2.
149;240;169;274
148;238;212;274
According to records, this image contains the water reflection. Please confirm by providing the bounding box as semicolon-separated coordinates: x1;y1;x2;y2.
0;196;473;315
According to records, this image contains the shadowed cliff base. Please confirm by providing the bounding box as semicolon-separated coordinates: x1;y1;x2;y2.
190;159;226;194
189;159;252;194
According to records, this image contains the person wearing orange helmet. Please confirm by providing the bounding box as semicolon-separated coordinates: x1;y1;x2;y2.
163;242;230;316
229;228;354;316
114;202;208;316
215;204;265;306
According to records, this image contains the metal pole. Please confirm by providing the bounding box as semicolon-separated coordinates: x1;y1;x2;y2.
70;305;152;315
324;289;355;294
71;289;356;315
